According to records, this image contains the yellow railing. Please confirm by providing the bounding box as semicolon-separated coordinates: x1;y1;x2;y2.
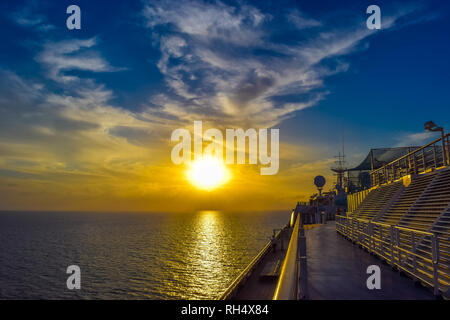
273;216;300;300
347;188;373;213
370;133;450;186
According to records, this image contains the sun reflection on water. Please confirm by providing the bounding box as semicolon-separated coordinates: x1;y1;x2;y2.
184;210;227;298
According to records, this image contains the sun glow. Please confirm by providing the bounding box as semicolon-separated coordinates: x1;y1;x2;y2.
187;157;230;190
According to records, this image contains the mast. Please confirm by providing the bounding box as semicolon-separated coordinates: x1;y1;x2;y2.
331;130;347;190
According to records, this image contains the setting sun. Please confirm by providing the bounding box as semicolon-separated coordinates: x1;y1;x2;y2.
187;157;230;190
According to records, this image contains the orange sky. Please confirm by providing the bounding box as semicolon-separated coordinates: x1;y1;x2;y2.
0;124;336;212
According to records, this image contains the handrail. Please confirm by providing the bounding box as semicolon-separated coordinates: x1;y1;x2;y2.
370;133;450;186
335;215;443;295
218;227;284;300
367;220;391;228
350;217;435;236
273;216;300;300
371;133;450;176
394;225;433;236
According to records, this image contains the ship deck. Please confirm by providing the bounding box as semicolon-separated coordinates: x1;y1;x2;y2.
306;221;434;299
226;221;435;300
230;227;292;300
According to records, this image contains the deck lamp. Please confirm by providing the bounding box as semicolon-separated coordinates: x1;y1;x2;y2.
424;121;447;166
424;121;443;132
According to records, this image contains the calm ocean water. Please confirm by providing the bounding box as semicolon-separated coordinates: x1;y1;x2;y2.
0;210;290;299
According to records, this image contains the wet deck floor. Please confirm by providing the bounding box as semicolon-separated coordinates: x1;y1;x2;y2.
305;221;434;300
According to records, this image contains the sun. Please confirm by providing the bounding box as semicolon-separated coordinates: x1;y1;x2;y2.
187;157;231;190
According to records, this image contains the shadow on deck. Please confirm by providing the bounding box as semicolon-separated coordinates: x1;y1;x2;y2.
306;221;434;300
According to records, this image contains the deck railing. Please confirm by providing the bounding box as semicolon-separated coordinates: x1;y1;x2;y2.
273;216;300;300
218;227;285;300
370;133;450;187
273;214;308;300
336;215;445;295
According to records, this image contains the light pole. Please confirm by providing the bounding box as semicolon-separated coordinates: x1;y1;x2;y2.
424;121;447;166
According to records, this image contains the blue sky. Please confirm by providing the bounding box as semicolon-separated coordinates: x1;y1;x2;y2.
0;0;449;211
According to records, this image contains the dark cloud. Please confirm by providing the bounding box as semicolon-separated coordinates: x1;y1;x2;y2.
232;70;275;106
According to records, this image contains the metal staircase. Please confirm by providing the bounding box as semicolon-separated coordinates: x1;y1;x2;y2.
399;168;450;231
336;134;450;296
376;172;438;225
351;181;402;221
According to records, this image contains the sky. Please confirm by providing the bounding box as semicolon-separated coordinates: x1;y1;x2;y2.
0;0;449;212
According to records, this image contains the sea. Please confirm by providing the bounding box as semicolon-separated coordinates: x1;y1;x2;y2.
0;210;290;299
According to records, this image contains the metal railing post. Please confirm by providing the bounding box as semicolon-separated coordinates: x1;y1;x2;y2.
442;131;448;166
396;229;401;267
404;156;407;174
444;136;450;166
411;233;417;276
433;144;437;168
413;153;418;174
347;218;350;237
379;226;383;254
298;225;308;299
431;233;440;296
351;218;355;242
422;149;426;171
394;162;398;180
407;147;412;173
390;226;395;267
356;219;360;243
342;217;345;235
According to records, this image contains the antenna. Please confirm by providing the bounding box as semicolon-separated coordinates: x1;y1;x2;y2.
331;129;347;189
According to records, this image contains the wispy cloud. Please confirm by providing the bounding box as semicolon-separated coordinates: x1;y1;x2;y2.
36;38;124;83
142;0;424;128
287;9;321;30
143;0;265;45
11;2;55;31
394;131;436;147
